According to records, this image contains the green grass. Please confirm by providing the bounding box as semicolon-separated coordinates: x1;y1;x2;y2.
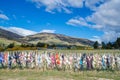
0;38;21;46
0;69;120;80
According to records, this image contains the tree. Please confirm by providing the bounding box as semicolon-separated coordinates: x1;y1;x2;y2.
21;43;26;47
106;42;112;49
30;44;35;47
116;38;120;48
36;42;45;47
0;43;5;47
44;44;48;48
113;42;119;49
102;42;106;49
7;43;14;48
93;41;99;49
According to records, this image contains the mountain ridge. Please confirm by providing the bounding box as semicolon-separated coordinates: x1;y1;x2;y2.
0;28;23;41
22;32;94;46
0;28;94;46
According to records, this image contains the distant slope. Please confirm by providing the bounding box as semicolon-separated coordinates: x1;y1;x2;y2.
0;28;23;41
22;33;94;46
0;28;94;46
0;38;21;46
0;28;23;45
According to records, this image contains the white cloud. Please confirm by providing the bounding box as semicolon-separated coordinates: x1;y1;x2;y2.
87;0;120;42
90;31;120;43
27;0;108;13
87;0;120;30
0;14;9;20
67;0;83;8
0;26;37;36
8;27;37;36
0;26;56;36
40;29;56;33
27;0;83;13
67;0;120;42
85;0;106;10
66;17;90;27
90;36;102;43
101;31;120;43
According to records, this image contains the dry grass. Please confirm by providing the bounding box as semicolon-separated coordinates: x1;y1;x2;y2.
0;69;120;80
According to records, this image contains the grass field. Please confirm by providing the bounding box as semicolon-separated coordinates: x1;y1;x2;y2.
0;69;120;80
51;50;120;55
6;49;120;54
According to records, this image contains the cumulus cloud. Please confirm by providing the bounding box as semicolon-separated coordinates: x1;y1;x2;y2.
90;36;102;43
67;0;83;8
87;0;120;42
91;31;120;43
0;14;9;20
85;0;106;10
101;31;120;43
27;0;108;13
27;0;83;13
67;0;120;42
40;29;56;33
66;17;90;27
87;0;120;29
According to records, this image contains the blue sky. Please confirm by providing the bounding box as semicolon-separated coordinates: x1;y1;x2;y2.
0;0;120;43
